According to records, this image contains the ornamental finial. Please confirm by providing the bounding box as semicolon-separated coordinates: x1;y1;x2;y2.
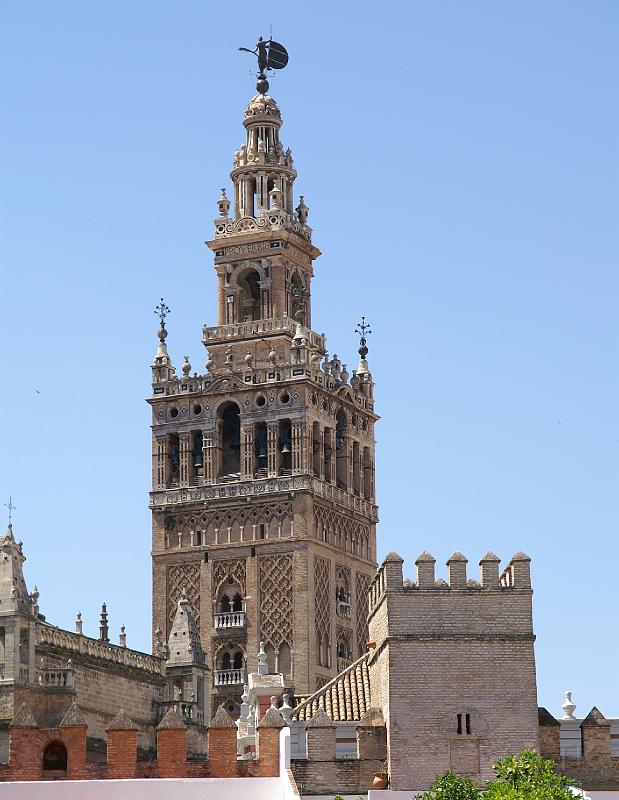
4;496;16;527
355;317;372;360
239;36;289;95
154;298;170;343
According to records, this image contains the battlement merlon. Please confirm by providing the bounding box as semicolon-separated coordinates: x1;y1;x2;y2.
368;550;534;643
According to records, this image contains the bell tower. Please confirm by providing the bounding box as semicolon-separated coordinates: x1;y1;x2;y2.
149;77;378;714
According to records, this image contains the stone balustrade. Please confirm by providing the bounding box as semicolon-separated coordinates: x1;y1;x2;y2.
38;625;165;676
202;315;325;351
38;667;74;689
214;611;246;629
214;668;246;686
150;475;377;522
157;700;204;725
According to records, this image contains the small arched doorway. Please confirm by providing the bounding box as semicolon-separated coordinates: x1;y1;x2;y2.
43;740;67;773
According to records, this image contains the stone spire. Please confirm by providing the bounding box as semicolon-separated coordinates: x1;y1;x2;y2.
166;587;204;667
0;523;31;615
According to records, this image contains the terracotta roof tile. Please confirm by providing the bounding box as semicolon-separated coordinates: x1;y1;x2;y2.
293;652;371;722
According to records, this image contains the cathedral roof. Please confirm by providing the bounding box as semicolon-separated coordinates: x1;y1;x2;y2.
293;652;372;722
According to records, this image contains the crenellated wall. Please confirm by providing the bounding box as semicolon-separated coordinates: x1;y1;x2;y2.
367;549;539;791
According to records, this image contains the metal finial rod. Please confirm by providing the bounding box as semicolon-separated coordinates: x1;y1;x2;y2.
4;496;16;525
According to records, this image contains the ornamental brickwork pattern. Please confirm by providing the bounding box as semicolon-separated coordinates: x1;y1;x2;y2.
212;558;247;598
259;554;293;649
314;557;330;644
356;572;370;657
166;562;201;633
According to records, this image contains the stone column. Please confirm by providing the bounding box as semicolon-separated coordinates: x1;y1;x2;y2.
291;421;305;474
241;425;254;480
203;430;214;485
154;435;166;489
179;433;191;487
267;422;279;478
326;428;336;484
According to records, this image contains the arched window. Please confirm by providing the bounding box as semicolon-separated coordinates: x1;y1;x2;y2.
312;422;321;477
278;418;292;475
232;593;243;612
221;652;232;670
219;403;241;479
220;594;231;613
289;273;306;325
237;269;261;322
191;431;203;479
233;651;244;670
43;741;67;773
335;409;348;490
255;421;268;478
168;434;180;486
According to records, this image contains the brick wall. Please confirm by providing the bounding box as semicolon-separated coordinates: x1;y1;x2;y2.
368;552;540;790
291;757;383;795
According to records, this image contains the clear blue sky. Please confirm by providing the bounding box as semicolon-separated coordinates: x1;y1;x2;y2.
1;2;617;718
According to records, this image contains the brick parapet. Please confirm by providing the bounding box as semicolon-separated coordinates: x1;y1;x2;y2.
207;727;238;777
156;727;187;778
106;728;138;779
256;727;280;777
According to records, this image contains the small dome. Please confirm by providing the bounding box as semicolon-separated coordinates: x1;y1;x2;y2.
245;94;281;120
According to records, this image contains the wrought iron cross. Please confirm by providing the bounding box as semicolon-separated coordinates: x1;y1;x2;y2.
155;298;170;329
355;317;372;359
4;496;16;525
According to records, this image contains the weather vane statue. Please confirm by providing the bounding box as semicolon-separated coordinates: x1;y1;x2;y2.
239;36;289;95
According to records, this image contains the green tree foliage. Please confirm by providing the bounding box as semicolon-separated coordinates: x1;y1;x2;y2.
417;771;481;800
485;750;577;800
415;750;576;800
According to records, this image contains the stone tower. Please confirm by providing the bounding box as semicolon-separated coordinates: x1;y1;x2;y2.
149;91;378;714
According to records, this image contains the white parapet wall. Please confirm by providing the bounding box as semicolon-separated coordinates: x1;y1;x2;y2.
0;778;286;800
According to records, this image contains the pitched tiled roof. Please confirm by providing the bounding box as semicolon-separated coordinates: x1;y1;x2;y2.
293;653;371;722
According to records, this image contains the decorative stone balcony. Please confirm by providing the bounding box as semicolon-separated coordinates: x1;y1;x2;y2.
214;668;246;686
214;611;246;629
202;315;325;351
150;475;378;523
157;700;204;726
38;666;74;690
